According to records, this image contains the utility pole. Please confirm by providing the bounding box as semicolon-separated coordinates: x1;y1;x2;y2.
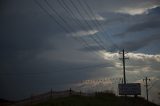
119;49;129;84
143;77;150;102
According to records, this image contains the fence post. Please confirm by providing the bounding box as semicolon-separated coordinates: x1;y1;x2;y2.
50;89;53;98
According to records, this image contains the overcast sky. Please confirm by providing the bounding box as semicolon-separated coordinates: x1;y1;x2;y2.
0;0;160;104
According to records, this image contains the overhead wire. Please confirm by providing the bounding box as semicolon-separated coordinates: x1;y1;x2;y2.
43;0;104;57
82;0;120;51
56;0;102;56
68;0;107;51
2;0;107;76
35;0;90;49
76;0;107;46
44;0;106;52
34;0;69;34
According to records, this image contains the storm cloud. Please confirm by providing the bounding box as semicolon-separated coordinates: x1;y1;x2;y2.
0;0;160;104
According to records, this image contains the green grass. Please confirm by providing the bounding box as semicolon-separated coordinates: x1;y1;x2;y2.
32;93;158;106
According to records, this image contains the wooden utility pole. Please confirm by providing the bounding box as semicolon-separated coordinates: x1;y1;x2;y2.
143;77;150;102
119;49;128;84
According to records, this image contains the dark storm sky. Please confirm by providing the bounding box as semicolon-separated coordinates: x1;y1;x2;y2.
0;0;160;104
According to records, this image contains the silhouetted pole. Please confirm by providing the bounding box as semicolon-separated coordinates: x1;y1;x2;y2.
119;49;128;84
121;78;123;84
143;77;150;102
122;49;126;84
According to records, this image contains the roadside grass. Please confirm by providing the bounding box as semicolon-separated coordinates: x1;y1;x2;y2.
32;92;158;106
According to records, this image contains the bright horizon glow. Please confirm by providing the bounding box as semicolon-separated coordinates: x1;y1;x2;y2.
116;5;160;15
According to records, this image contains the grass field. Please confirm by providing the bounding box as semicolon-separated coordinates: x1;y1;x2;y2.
32;92;158;106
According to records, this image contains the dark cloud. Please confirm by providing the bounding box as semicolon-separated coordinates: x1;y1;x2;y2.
122;6;160;34
115;34;160;52
126;19;160;33
114;6;160;36
80;45;104;52
148;6;160;15
107;6;160;53
0;0;160;104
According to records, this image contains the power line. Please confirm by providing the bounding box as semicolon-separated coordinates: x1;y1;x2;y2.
44;0;107;57
143;77;151;102
119;49;129;84
34;0;69;33
33;0;119;76
81;0;120;50
34;0;85;46
43;0;103;56
42;0;114;50
56;0;102;56
81;77;123;83
68;0;107;51
44;0;74;33
76;0;107;48
21;0;109;77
